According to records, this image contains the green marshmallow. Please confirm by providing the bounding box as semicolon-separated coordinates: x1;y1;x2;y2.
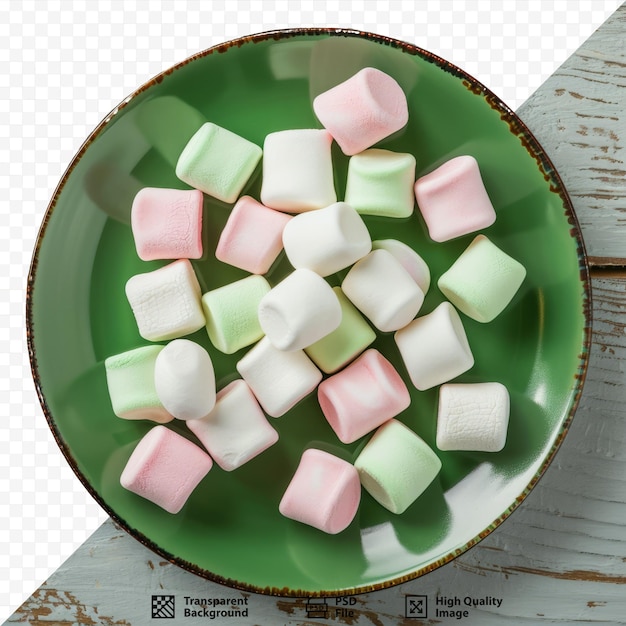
354;419;442;514
104;345;173;423
304;287;376;374
438;235;527;323
344;148;416;218
176;122;262;203
202;275;271;354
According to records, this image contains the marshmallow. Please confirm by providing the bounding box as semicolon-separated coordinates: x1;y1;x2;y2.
437;234;527;323
414;155;496;242
318;349;411;444
120;425;213;514
258;269;342;351
312;67;409;156
105;345;173;423
341;249;424;332
215;195;291;274
344;149;416;218
125;259;205;342
282;202;371;277
131;187;204;261
176;122;262;203
236;337;322;417
372;239;430;294
437;382;510;452
153;339;216;421
260;129;336;212
202;274;270;354
187;380;278;471
279;448;361;534
305;287;376;374
394;301;474;391
354;419;442;514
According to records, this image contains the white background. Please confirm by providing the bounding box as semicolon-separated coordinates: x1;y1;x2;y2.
1;0;622;620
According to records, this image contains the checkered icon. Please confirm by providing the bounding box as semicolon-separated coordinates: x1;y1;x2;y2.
151;595;176;619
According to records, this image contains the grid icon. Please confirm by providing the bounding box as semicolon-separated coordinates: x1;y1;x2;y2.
151;595;175;619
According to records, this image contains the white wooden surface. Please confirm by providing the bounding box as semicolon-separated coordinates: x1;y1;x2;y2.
8;5;626;625
516;3;626;265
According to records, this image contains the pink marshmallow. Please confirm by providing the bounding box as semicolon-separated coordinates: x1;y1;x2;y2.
279;448;361;534
215;195;292;274
414;155;497;242
120;425;213;514
313;67;409;156
317;349;411;444
131;187;203;260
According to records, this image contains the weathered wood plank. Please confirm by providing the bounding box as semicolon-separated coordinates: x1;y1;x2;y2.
517;3;626;265
7;277;626;625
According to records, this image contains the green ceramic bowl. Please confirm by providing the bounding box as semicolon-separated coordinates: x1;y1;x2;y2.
27;29;591;596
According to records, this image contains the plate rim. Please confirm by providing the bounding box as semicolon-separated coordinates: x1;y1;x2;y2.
25;26;593;597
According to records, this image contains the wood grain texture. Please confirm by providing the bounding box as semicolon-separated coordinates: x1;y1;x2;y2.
517;3;626;265
7;6;626;626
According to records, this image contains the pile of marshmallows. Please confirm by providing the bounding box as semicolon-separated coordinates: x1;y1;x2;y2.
104;67;526;534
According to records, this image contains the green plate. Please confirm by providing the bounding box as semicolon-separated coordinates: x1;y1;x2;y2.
27;29;591;596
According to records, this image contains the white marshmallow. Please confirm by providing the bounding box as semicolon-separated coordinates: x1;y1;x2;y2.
153;339;216;421
125;259;205;342
236;337;322;417
282;202;371;277
187;379;279;471
258;269;342;351
394;302;474;391
437;382;510;452
372;239;430;294
341;249;424;332
260;129;337;212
